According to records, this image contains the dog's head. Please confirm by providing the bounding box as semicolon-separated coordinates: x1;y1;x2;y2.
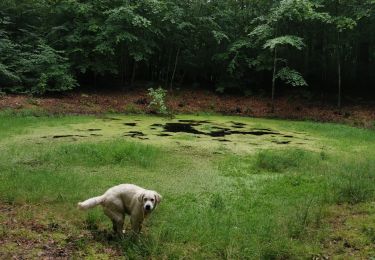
138;190;162;213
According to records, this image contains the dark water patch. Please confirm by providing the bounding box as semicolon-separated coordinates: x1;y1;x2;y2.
217;139;231;142
102;117;121;121
272;140;291;144
209;130;231;137
230;121;246;126
90;134;103;136
124;123;136;126
75;128;101;132
283;135;294;138
211;126;230;130
232;130;279;136
124;131;145;138
164;123;205;135
150;127;157;130
163;122;280;137
151;123;164;127
252;128;274;131
157;133;172;137
53;135;87;139
178;119;210;124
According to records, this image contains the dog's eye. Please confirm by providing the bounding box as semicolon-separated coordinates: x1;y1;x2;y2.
150;199;154;202
144;198;147;201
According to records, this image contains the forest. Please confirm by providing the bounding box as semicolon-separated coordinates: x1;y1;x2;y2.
1;0;374;107
1;1;375;258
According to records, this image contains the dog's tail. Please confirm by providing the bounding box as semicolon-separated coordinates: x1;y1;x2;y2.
77;195;104;210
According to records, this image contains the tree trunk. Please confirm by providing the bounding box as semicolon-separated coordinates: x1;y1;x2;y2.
170;47;180;92
271;47;277;113
337;32;341;109
131;61;137;87
165;49;172;87
336;0;342;109
120;45;125;87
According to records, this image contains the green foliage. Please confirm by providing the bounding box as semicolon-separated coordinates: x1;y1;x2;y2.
0;0;374;97
264;36;305;50
276;67;308;87
148;87;168;115
0;5;76;94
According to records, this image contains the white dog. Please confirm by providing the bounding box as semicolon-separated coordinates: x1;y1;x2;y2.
78;184;162;235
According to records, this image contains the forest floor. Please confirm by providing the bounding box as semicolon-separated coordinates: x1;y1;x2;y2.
0;88;374;128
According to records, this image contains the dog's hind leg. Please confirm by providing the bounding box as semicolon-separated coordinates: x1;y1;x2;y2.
104;208;124;236
111;219;124;235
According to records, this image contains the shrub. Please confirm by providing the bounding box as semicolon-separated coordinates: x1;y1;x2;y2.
147;87;168;115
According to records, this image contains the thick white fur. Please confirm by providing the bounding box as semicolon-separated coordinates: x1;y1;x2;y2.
77;196;104;209
78;184;162;234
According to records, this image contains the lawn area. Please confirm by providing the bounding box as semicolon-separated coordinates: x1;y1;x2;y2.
0;111;374;259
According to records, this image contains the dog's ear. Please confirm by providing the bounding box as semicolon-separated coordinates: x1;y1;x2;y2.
154;192;162;204
138;193;145;203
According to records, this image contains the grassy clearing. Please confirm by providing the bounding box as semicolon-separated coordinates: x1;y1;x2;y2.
0;113;374;259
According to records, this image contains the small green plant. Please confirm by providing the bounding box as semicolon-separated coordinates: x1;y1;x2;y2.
147;87;168;115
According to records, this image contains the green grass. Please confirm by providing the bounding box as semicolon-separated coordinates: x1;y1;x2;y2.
0;113;374;258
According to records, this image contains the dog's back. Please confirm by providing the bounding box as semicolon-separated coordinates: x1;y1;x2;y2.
77;184;144;210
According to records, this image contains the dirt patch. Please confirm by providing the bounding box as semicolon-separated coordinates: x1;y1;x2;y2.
0;203;122;259
0;89;374;128
316;203;375;259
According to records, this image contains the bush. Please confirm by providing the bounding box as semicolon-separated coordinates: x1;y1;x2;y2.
147;87;168;115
